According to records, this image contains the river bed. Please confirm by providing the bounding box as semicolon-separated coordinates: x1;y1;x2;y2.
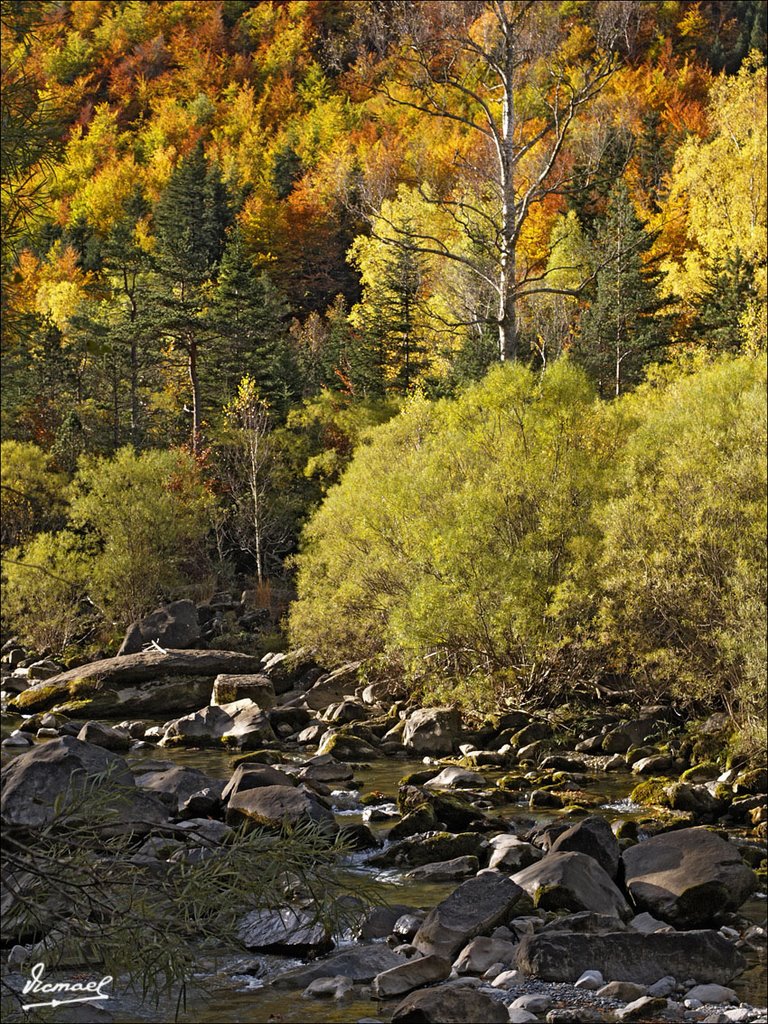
2;715;766;1023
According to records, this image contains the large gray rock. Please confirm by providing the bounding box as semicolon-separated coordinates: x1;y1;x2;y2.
211;673;275;708
221;764;296;802
512;852;631;920
76;721;131;752
1;737;167;830
133;765;224;812
237;906;331;950
601;717;662;754
549;816;621;879
488;835;543;872
225;784;336;834
162;699;277;749
413;872;523;959
272;945;405;987
117;599;200;656
391;985;509;1023
516;929;746;985
622;827;758;928
260;649;322;695
10;649;265;716
402;707;462;755
424;766;487;789
299;663;362;711
372;954;452;999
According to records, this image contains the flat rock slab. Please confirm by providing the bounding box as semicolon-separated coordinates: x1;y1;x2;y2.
622;826;757;928
10;650;264;716
391;985;509;1023
516;929;746;985
272;945;405;988
413;872;523;959
372;954;452;999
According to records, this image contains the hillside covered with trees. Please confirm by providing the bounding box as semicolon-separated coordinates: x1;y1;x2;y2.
2;0;766;755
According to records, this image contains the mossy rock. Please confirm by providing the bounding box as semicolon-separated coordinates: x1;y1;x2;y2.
369;830;485;867
630;777;673;808
387;803;438;841
680;762;720;783
497;774;527;792
734;768;768;796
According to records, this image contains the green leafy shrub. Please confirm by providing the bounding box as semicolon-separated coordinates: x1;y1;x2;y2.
68;447;217;624
0;440;68;548
290;360;619;698
2;530;91;651
595;355;767;733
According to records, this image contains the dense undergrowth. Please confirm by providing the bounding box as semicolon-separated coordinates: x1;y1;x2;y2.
289;353;767;758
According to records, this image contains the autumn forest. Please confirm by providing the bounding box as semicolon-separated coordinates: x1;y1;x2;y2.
1;0;766;754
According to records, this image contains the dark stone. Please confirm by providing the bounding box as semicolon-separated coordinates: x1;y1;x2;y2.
391;985;509;1023
549;815;621;879
117;599;200;656
412;872;523;959
517;929;746;986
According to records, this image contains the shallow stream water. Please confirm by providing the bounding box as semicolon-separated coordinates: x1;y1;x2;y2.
2;716;766;1023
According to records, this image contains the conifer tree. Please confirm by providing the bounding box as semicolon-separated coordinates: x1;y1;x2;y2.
212;227;293;413
574;181;671;397
693;249;759;353
149;142;231;450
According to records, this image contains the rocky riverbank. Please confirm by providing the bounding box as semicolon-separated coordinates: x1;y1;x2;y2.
1;642;766;1024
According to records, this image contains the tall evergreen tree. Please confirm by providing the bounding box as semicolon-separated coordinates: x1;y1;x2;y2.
693;249;758;353
212;227;294;414
574;181;671;397
149;142;231;450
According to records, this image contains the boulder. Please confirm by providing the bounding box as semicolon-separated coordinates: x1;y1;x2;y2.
261;649;322;695
391;985;508;1023
601;718;661;754
622;827;757;927
615;996;668;1021
358;905;416;941
412;872;523;959
221;764;296;802
684;984;738;1004
316;729;378;760
368;831;486;868
271;945;405;987
402;707;462;755
406;856;479;881
372;954;452;999
453;936;519;973
548;815;621;879
117;599;200;655
225;784;336;834
488;836;543;872
299;663;362;711
302;975;353;1000
162;699;277;749
10;649;265;717
1;737;167;830
516;929;745;985
424;766;487;790
211;674;275;708
76;721;131;752
134;765;224;812
511;852;632;920
237;906;331;951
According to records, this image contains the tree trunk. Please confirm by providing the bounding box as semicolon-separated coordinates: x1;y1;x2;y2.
188;338;201;454
498;12;517;362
